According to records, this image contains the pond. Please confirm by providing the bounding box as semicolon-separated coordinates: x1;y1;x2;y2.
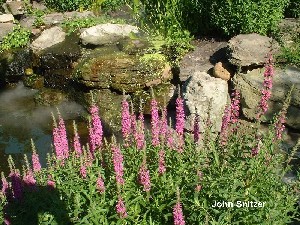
0;82;88;173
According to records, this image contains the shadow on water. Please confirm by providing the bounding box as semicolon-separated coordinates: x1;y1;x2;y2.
0;82;87;173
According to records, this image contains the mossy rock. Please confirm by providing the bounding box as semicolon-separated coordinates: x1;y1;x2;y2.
34;88;67;106
72;47;172;92
23;74;44;89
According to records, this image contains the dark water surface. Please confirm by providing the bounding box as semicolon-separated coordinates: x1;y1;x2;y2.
0;82;88;174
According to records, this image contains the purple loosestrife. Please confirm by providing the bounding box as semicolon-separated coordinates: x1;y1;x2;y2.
173;201;185;225
230;90;240;125
1;172;9;197
47;175;55;189
31;140;41;172
274;113;286;141
121;98;131;146
175;96;185;153
160;107;168;144
58;114;69;159
220;105;231;146
136;112;145;150
151;98;160;146
89;105;103;154
252;137;261;156
193;114;200;143
80;165;87;179
138;160;151;192
158;149;166;175
73;121;82;157
96;174;105;194
112;144;125;185
116;195;128;219
23;170;36;188
53;126;63;160
257;54;274;119
9;170;22;200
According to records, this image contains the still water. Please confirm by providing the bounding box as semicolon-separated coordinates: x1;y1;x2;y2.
0;82;87;173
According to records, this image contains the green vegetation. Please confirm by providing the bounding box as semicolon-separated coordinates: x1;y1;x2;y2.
285;0;300;18
277;37;300;68
0;25;31;53
61;16;125;34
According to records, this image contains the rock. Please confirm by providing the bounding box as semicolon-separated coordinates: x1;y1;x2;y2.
31;1;48;11
30;26;66;52
79;23;139;46
0;13;14;23
213;62;231;81
179;40;228;82
73;47;171;92
183;71;229;132
23;74;44;89
228;33;279;67
5;1;25;15
233;66;300;129
0;22;15;41
34;88;67;106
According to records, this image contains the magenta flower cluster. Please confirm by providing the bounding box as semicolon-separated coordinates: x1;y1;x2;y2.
158;149;166;175
112;144;125;185
173;201;185;225
96;174;105;194
32;152;41;173
121;98;131;145
138;161;151;192
116;196;128;219
230;90;240;125
274;111;286;141
175;97;185;152
89;105;103;153
73;122;82;157
258;54;274;118
151;98;160;146
53;114;69;161
193;114;200;143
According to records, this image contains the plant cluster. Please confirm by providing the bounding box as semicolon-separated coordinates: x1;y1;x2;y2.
276;35;300;68
134;0;290;37
61;16;125;34
1;54;299;224
0;25;31;53
285;0;300;18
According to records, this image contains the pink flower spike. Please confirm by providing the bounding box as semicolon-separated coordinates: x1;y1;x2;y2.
121;98;131;146
80;165;87;179
138;160;151;192
136;112;145;150
31;140;41;172
58;114;69;159
175;96;185;152
193;114;200;143
1;173;9;197
89;105;103;153
116;196;128;219
96;174;105;194
158;149;166;174
23;170;36;188
173;201;185;225
73;121;82;157
112;144;125;185
151;98;160;146
9;170;22;200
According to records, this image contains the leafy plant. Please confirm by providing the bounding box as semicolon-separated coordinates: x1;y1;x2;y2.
0;25;31;53
285;0;300;18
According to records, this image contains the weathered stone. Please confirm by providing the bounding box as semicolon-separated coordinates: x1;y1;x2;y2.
80;23;139;46
5;1;25;15
73;47;171;92
0;13;14;23
228;33;279;67
34;88;67;106
31;26;66;52
233;66;300;129
183;71;229;132
213;62;231;81
23;74;44;89
0;22;16;41
179;40;228;82
117;38;150;55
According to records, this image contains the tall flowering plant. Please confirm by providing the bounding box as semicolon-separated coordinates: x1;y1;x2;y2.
89;104;103;154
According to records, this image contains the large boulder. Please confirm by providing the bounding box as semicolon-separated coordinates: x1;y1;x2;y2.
179;40;228;82
5;1;25;15
72;46;172;92
0;13;14;23
79;23;139;46
228;33;279;67
0;22;16;41
183;71;229;132
233;66;300;129
30;26;66;52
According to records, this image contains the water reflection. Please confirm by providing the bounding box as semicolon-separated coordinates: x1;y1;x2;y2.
0;82;87;173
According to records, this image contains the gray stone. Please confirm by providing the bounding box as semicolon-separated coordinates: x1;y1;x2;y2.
228;33;279;67
0;22;15;41
0;13;14;23
30;26;66;52
79;23;139;46
179;40;228;82
233;66;300;129
183;71;229;132
278;18;300;47
5;1;25;15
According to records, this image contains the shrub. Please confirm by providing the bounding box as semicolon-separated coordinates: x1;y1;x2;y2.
285;0;300;18
0;25;31;53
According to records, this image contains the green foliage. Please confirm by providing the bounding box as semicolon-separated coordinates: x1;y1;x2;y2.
136;0;289;37
44;0;126;12
285;0;300;18
0;25;31;53
276;37;300;67
61;16;125;34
